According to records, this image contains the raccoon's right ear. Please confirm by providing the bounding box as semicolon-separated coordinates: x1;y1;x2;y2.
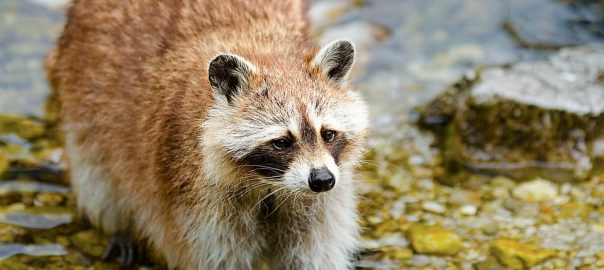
208;54;255;104
312;40;355;83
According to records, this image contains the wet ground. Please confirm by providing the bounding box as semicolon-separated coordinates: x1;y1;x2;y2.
1;0;604;269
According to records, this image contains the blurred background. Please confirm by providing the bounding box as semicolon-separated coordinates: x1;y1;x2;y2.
1;0;604;269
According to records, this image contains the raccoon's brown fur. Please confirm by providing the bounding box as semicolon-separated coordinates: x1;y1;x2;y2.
48;0;368;269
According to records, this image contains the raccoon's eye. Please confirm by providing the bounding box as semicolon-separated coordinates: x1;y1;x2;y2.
272;138;293;150
321;130;337;143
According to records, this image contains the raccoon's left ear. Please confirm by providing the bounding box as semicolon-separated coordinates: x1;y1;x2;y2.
208;54;255;104
312;40;355;83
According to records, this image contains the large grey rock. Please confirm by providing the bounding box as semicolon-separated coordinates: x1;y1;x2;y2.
421;45;604;182
472;46;604;116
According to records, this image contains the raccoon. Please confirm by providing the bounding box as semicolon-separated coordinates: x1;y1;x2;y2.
47;0;368;269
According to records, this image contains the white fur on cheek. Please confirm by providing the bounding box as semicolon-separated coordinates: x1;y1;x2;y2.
203;106;290;160
283;160;310;190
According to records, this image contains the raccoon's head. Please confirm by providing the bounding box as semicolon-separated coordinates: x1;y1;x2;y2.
202;40;368;194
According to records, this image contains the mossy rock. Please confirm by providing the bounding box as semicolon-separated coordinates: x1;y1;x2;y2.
490;239;556;269
70;230;109;257
407;223;463;256
0;115;46;141
0;223;30;242
0;150;8;176
0;256;33;270
421;45;604;183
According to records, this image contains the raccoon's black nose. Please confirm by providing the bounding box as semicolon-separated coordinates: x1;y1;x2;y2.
308;167;335;192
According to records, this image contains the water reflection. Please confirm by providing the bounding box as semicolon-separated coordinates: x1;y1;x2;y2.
0;244;67;260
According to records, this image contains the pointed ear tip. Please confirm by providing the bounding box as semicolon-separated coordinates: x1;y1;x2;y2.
209;54;236;65
208;54;230;70
333;40;355;51
208;53;255;72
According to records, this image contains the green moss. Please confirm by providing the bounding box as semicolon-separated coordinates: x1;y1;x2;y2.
69;230;109;257
422;64;604;182
0;149;8;176
407;223;463;256
490;239;556;269
450;97;597;181
0;115;46;141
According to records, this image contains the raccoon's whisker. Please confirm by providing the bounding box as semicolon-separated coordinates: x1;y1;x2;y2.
238;164;282;170
358;159;411;172
238;164;287;173
226;179;275;201
238;174;284;185
359;174;380;181
292;191;305;209
237;164;287;171
252;186;287;211
224;177;272;197
341;160;375;168
268;190;295;216
240;176;282;182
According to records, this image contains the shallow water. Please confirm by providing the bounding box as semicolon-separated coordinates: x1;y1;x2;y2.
1;0;603;269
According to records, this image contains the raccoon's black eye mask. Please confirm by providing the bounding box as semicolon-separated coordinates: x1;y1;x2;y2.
240;140;296;178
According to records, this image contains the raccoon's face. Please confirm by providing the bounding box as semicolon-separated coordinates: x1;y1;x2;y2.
203;40;368;193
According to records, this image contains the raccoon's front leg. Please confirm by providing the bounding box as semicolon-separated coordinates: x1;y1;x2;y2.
185;203;264;270
102;232;148;267
272;198;359;270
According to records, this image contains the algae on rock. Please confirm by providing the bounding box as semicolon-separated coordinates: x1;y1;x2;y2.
407;223;463;256
421;45;604;182
490;239;556;269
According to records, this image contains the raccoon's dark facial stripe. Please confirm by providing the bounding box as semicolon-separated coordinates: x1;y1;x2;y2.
239;141;296;178
300;115;317;146
324;132;348;165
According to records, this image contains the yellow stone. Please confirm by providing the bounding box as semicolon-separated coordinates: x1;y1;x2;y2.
591;223;604;234
0;114;45;140
0;150;8;175
399;247;414;260
512;178;558;202
0;223;28;242
491;239;556;269
559;202;592;220
56;236;71;247
70;230;109;257
35;192;64;207
408;224;463;255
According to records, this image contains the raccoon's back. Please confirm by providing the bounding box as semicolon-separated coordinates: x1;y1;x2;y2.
54;0;176;121
53;0;308;123
51;0;309;182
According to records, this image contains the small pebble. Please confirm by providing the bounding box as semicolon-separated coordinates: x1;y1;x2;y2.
491;176;516;189
34;192;64;207
459;204;477;215
512;178;558;202
70;230;109;257
490;238;556;269
559;202;592;220
0;223;28;242
491;187;510;199
408;155;425;166
560;183;572;194
417;179;435;190
449;190;481;205
408;224;463;256
592;223;604;234
481;222;499;236
422;201;447;214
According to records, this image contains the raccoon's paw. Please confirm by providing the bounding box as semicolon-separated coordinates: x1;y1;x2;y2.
101;233;146;268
